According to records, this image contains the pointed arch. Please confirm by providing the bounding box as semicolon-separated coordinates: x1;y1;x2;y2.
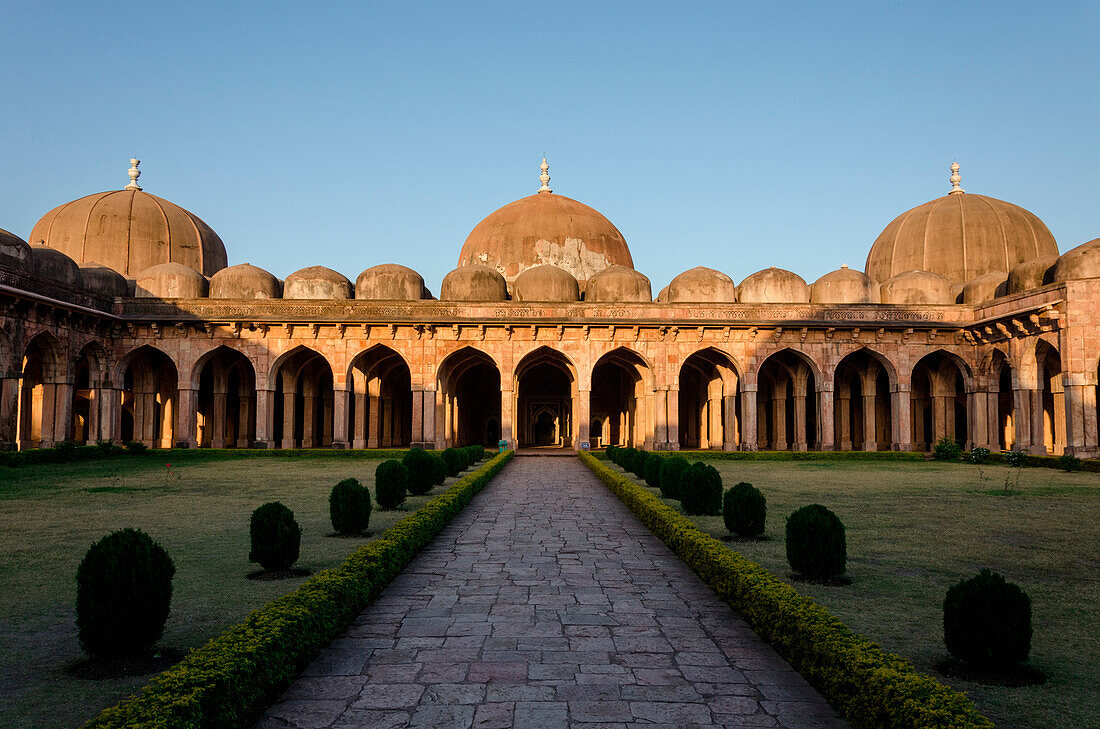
678;347;742;451
436;346;501;448
192;345;258;448
515;347;576;448
72;341;110;444
117;345;178;449
755;348;819;451
910;349;971;451
348;344;412;448
833;348;894;451
592;347;655;449
17;332;69;449
270;345;333;448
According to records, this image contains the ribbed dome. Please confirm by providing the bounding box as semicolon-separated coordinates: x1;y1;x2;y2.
0;227;31;271
739;267;810;303
585;265;652;302
30;178;227;278
135;262;208;299
810;266;879;304
79;263;130;298
440;265;508;302
667;267;737;303
866;170;1057;286
283;266;352;300
880;270;954;304
512;264;580;302
1051;239;1100;282
209;263;281;299
459;187;632;291
356;264;424;300
29;245;82;288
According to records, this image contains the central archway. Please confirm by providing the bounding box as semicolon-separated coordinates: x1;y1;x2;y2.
348;346;412;448
437;347;501;448
515;347;575;448
679;348;740;451
591;348;652;449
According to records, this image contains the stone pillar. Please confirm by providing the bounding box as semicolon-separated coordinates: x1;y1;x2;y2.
653;388;668;448
0;375;18;450
818;386;835;451
575;388;590;450
837;391;852;450
1012;388;1033;453
500;386;514;449
1063;375;1098;458
740;385;758;451
933;395;953;443
254;389;274;448
102;386;122;444
331;388;348;449
53;381;74;445
175;388;199;448
1051;374;1066;456
211;387;227;449
367;389;381;448
351;370;367;449
421;388;436;449
410;389;424;446
892;383;913;451
773;391;788;450
666;387;679;450
862;393;877;452
381;396;394;447
723;394;738;451
1029;389;1045;455
159;394;175;449
237;393;254;447
281;386;297;449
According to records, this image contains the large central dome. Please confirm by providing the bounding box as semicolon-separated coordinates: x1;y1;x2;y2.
458;160;632;290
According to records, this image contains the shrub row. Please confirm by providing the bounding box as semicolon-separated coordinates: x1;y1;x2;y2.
578;451;994;729
82;449;514;729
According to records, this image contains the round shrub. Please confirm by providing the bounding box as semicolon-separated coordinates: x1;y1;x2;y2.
724;482;766;537
431;453;447;485
329;477;371;534
607;444;618;462
76;528;175;656
967;446;991;464
933;435;962;461
375;459;408;509
658;455;690;499
467;444;485;463
403;448;437;496
1058;453;1081;472
458;447;471;471
785;504;846;580
441;447;463;477
643;454;663;488
943;568;1032;669
631;449;649;478
249;502;301;571
680;462;722;515
618;447;636;470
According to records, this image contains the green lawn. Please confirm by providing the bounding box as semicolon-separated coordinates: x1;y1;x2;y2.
0;451;457;729
609;457;1100;729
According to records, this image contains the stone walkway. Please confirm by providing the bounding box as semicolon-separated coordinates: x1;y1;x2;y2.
256;457;847;729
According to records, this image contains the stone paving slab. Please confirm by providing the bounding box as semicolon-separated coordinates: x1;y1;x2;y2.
255;457;848;729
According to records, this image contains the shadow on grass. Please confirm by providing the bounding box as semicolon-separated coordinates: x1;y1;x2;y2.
66;648;184;680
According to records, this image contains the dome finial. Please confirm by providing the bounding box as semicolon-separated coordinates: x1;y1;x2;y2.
538;157;552;194
948;161;964;195
125;158;142;191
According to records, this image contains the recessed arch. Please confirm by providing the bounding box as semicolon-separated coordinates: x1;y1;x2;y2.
348;344;412;448
910;349;971;451
437;346;501;448
118;345;179;449
591;347;654;449
1035;340;1065;455
71;341;110;444
515;347;576;448
679;347;741;450
17;332;69;449
271;345;334;448
755;349;819;451
193;345;257;448
833;348;893;451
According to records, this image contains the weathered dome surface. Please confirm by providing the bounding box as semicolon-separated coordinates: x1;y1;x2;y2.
458;192;632;290
29;244;82;288
209;263;281;299
810;266;879;304
135;262;208;299
512;264;580;302
1005;255;1058;294
30;189;228;277
356;264;424;301
283;266;352;300
440;264;508;302
79;263;130;298
667;267;737;303
585;265;652;302
959;271;1008;304
655;285;669;303
739;267;810;304
1051;239;1100;282
880;270;954;305
866;190;1057;286
0;227;32;271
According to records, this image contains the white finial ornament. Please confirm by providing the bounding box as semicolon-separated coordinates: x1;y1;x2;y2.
538;157;552;194
948;161;964;195
125;159;142;191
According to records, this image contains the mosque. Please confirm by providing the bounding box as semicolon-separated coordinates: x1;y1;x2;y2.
1;159;1097;457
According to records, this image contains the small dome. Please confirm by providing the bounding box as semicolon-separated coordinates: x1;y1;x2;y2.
655;285;669;302
512;264;580;302
135;262;208;299
29;244;82;288
959;271;1008;304
283;266;352;300
1005;255;1059;294
440;264;508;301
30;169;227;277
0;227;31;271
585;265;652;302
880;270;954;304
866;169;1058;286
667;267;737;303
810;266;879;304
209;263;281;299
79;263;129;298
1051;239;1100;282
356;264;424;300
739;267;810;304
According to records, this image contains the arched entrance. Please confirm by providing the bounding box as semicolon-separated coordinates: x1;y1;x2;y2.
515;347;574;448
18;333;66;449
756;349;818;451
1037;342;1065;455
120;346;178;449
679;348;740;450
437;347;501;448
194;347;256;448
73;343;109;445
833;349;892;451
983;350;1015;451
349;346;412;448
591;348;651;449
272;347;333;448
910;351;969;451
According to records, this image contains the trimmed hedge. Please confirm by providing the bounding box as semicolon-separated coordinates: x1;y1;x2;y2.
82;450;514;729
578;452;994;729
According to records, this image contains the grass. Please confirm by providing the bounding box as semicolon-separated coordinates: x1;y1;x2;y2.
0;450;462;729
607;457;1100;729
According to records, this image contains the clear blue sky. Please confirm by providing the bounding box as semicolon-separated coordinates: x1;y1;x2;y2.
1;2;1097;292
